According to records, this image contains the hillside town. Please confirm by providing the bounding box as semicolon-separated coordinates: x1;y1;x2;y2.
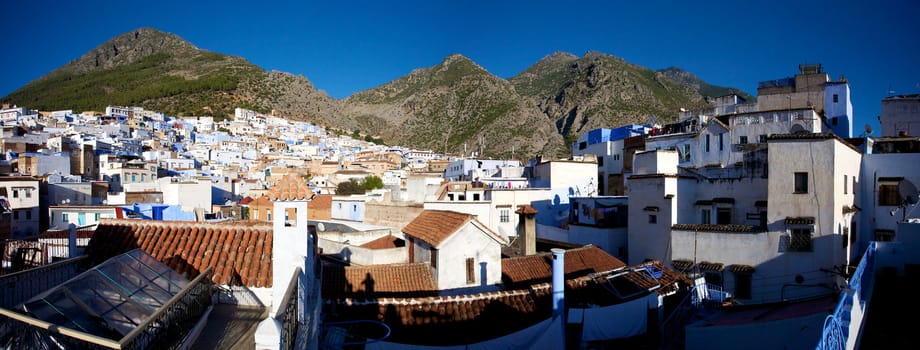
0;64;918;350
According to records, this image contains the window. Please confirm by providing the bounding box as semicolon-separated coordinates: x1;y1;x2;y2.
719;133;724;151
430;249;438;269
794;172;808;193
759;134;767;143
853;177;857;196
13;210;19;220
739;136;748;144
878;184;899;206
832;117;838;126
25;210;31;220
499;209;510;223
648;215;657;224
12;189;17;198
833;94;839;103
62;213;69;222
597;156;604;167
266;210;271;221
578;142;586;150
844;175;848;194
705;134;710;152
466;258;475;284
353;204;357;212
94;213;101;221
701;208;711;224
473;193;480;201
716;208;732;224
734;272;752;299
790;228;813;252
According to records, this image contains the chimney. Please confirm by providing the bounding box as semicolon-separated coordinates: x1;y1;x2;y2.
516;205;538;255
551;248;565;318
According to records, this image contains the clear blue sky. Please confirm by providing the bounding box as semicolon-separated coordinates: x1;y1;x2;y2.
1;0;918;135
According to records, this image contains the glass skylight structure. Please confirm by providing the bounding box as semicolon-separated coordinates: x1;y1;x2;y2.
16;248;190;340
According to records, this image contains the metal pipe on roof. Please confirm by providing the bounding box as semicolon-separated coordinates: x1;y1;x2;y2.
551;248;565;318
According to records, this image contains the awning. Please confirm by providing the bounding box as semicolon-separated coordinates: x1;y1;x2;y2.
728;264;755;273
785;217;815;225
697;261;724;272
671;260;694;271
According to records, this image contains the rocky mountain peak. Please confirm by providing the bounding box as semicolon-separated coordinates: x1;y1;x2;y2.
52;27;199;76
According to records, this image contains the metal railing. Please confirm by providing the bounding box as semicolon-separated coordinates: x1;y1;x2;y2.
0;266;214;350
278;267;302;350
120;267;215;350
0;256;86;308
659;282;726;350
816;242;876;350
1;224;95;276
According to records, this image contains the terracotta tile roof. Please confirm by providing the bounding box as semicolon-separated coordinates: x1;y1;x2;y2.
238;196;254;205
325;285;553;345
85;219;274;288
514;204;538;215
403;210;497;248
268;173;314;201
359;235;404;250
249;196;273;206
322;262;437;298
623;260;692;295
672;224;760;233
501;245;626;286
308;194;332;209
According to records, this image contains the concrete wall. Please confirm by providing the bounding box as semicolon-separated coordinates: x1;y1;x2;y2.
331;199;366;222
363;203;423;229
879;96;920;137
565;225;628;259
318;237;407;265
859;152;920;255
436;222;503;290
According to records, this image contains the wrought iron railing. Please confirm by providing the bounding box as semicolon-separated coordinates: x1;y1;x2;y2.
278;267;302;350
119;266;214;350
1;224;95;276
0;256;86;308
816;242;876;350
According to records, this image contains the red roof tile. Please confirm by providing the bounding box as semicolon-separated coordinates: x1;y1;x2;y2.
238;196;254;205
86;219;275;288
322;262;437;298
402;210;505;247
326;285;554;345
501;245;626;286
268;173;314;201
359;235;404;250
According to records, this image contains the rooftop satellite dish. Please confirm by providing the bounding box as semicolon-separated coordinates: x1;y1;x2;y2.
864;124;873;136
317;222;326;232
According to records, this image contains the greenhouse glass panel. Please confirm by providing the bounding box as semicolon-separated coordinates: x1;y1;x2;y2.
13;248;192;341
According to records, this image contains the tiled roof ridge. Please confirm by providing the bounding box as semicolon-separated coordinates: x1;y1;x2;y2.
338;283;553;306
268;173;314;201
502;244;599;261
98;218;272;230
